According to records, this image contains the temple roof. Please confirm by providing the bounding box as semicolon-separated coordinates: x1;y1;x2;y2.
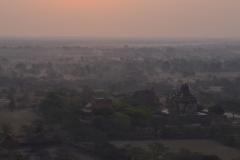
181;82;189;93
171;82;197;103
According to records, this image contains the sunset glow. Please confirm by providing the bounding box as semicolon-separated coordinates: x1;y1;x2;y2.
1;0;240;38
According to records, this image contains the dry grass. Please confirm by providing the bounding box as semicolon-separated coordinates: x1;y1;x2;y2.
0;109;39;134
112;139;240;160
208;86;222;92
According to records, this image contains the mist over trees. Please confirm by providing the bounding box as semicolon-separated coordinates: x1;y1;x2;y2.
0;39;240;159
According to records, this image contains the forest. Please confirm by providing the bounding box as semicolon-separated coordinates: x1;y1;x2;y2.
0;40;240;159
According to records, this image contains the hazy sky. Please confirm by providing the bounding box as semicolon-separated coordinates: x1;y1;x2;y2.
1;0;240;38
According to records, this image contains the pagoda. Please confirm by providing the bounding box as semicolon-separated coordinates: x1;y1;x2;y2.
169;82;197;114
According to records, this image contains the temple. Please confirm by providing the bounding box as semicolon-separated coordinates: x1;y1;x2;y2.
169;82;197;114
131;88;159;107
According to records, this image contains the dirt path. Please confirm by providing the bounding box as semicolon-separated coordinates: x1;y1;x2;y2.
0;109;39;134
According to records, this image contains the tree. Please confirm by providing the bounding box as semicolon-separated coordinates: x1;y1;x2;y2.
15;63;27;74
210;62;222;72
81;85;95;102
46;69;59;80
31;119;44;134
223;135;236;146
85;64;91;74
125;107;150;127
91;116;104;129
98;143;129;160
38;92;69;124
210;122;232;139
11;70;18;78
99;112;131;136
8;97;16;112
92;106;114;118
1;58;9;66
150;117;168;136
197;104;205;111
1;124;16;157
131;89;159;107
2;134;16;157
112;100;131;113
1;123;13;136
110;112;131;128
128;146;147;160
92;130;108;147
161;61;170;72
54;149;79;160
8;86;17;95
219;78;232;86
208;105;225;115
148;143;168;160
35;149;50;160
166;148;222;160
221;100;240;118
166;47;175;54
1;89;7;95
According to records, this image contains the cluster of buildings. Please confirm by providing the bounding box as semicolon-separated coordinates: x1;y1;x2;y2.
81;82;226;122
81;87;159;119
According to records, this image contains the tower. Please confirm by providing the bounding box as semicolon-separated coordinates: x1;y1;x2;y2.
169;82;197;114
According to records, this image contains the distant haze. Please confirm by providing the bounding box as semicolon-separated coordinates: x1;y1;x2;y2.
1;0;240;38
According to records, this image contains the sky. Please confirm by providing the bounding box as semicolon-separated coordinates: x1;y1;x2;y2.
0;0;240;38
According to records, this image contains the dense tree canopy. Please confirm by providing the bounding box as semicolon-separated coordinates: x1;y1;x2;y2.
208;105;225;115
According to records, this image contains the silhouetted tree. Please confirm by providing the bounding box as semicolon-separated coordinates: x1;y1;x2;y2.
208;105;225;115
8;97;16;112
150;117;168;136
1;123;13;136
161;61;170;72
